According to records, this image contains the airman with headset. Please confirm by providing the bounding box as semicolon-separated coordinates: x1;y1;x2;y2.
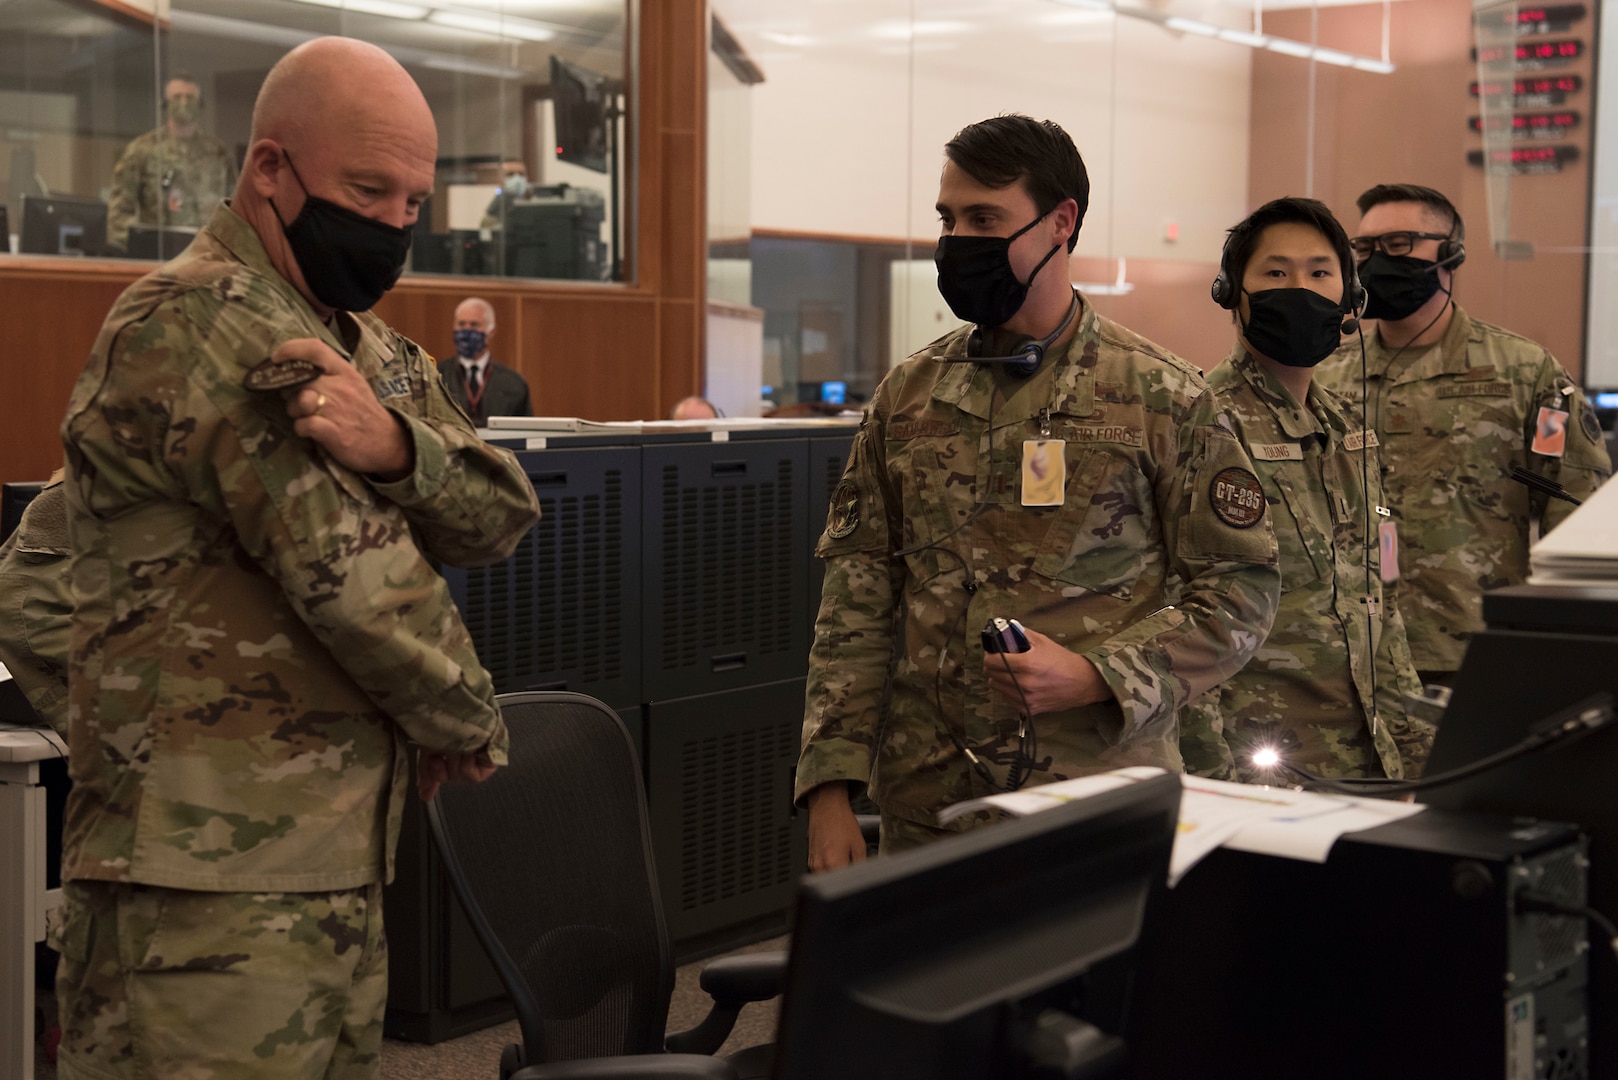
1315;184;1611;690
1179;196;1434;786
794;114;1281;869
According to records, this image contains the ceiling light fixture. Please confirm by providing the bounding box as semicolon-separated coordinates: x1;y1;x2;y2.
286;0;432;19
428;9;559;41
1047;0;1395;73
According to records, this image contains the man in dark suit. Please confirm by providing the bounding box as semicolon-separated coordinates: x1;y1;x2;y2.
438;297;533;425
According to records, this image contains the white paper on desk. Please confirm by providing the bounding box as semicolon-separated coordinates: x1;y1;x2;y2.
939;770;1425;888
0;660;11;682
1179;777;1424;882
936;766;1169;825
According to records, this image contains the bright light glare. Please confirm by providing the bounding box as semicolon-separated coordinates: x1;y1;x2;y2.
1251;747;1281;769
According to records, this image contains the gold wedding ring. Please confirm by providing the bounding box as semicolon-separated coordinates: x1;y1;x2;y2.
315;392;327;412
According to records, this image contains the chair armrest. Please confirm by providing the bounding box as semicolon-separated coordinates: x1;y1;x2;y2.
855;814;881;846
698;950;788;1005
512;1055;740;1080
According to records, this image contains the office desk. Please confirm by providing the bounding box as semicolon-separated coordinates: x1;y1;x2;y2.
1;726;66;1080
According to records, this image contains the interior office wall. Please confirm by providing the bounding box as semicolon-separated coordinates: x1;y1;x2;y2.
729;2;1252;384
1251;0;1596;380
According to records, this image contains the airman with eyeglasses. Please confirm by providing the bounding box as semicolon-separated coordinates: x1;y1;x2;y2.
1317;183;1610;693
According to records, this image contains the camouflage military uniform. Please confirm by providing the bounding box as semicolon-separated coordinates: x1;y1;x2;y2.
796;296;1281;841
0;474;70;735
53;202;539;1078
106;126;237;252
1180;348;1431;784
1317;306;1611;675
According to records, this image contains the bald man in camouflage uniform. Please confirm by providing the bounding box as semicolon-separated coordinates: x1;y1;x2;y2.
0;474;70;736
1180;198;1430;785
798;115;1280;867
53;39;539;1079
1317;184;1610;685
106;75;237;253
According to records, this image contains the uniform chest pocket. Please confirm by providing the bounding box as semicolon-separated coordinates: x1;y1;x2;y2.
1028;449;1149;599
1264;464;1329;592
888;432;974;587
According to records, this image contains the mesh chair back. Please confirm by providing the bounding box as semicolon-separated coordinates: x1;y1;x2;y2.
427;692;674;1062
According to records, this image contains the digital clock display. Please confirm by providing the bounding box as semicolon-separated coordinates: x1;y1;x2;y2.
1473;39;1584;66
1470;74;1583;96
1468;111;1582;137
1466;145;1580;174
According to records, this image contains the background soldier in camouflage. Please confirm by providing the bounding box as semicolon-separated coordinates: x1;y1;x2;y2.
797;115;1280;869
106;73;237;253
53;38;540;1079
1317;184;1611;685
1179;198;1431;785
0;473;70;736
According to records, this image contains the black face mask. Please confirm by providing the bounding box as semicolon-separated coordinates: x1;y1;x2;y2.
270;151;412;312
935;214;1061;329
1241;288;1347;369
1358;251;1445;322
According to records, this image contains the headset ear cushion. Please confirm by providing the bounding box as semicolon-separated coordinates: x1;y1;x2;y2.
1211;271;1234;310
1439;239;1466;269
966;326;984;358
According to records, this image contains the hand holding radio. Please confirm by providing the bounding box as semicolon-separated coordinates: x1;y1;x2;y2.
982;622;1113;714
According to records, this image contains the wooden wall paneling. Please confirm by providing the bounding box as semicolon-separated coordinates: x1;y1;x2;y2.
0;261;143;485
522;294;662;420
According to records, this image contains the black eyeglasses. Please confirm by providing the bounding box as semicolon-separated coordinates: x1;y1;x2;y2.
1349;231;1450;258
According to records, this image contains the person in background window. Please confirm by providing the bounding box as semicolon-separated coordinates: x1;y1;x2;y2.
106;73;237;254
439;296;533;425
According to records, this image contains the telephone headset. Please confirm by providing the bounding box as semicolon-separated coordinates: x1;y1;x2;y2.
947;292;1081;379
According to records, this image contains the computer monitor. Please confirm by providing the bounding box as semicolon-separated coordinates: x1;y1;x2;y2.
820;380;847;405
125;224;197;261
20;194;106;257
550;55;609;174
773;772;1181;1080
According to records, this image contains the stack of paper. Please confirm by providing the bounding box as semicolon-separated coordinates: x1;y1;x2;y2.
1530;469;1618;585
941;767;1425;886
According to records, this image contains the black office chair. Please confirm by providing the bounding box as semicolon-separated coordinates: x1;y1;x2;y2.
425;691;782;1080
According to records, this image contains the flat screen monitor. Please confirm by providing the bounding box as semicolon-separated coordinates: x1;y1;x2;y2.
820;381;847;405
773;772;1181;1080
126;224;197;261
21;194;107;257
550;55;609;174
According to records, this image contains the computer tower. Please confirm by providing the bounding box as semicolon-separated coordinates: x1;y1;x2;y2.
502;185;605;280
645;679;807;960
1130;809;1590;1080
640;436;810;701
439;445;640;710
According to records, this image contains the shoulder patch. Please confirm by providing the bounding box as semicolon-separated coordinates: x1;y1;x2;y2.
826;479;861;539
1581;402;1603;444
243;357;320;392
1209;467;1266;529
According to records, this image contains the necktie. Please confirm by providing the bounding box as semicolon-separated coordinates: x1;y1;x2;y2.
467;365;482;397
